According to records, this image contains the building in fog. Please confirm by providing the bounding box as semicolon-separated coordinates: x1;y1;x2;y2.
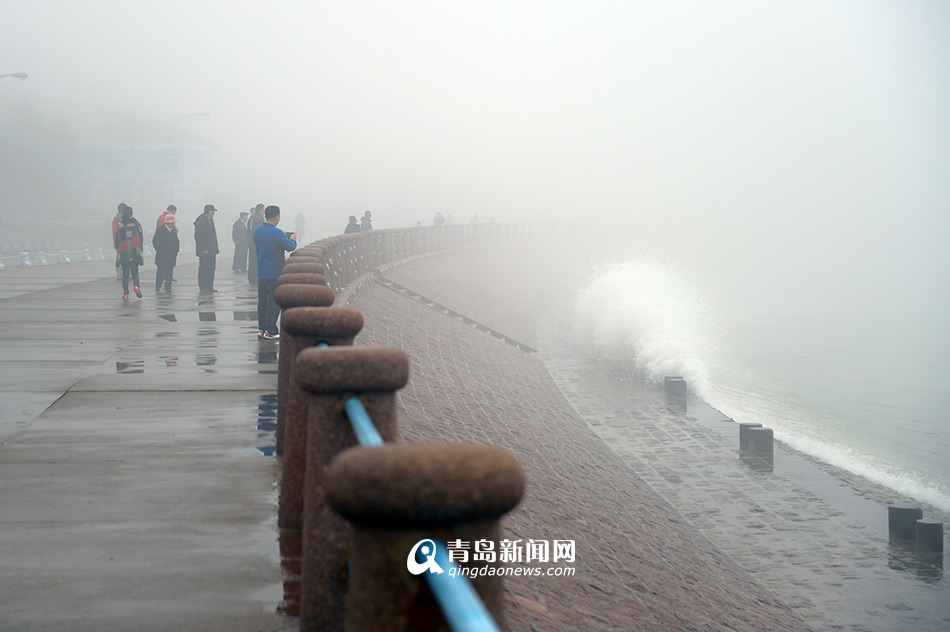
76;119;215;224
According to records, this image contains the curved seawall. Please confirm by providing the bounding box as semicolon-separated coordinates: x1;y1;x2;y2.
341;238;949;631
340;240;810;631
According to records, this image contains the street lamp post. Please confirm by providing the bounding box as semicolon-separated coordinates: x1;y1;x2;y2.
0;72;28;80
167;112;210;203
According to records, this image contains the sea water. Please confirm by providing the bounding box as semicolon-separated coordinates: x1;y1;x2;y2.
574;257;950;513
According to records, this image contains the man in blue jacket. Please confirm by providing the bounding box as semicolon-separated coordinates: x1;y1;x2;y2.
253;205;297;340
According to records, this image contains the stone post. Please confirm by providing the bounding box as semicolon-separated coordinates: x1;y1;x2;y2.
282;261;327;276
295;346;410;632
278;307;364;531
738;422;763;452
747;427;774;472
915;520;944;554
888;504;924;542
274;284;336;456
664;376;687;411
326;443;525;632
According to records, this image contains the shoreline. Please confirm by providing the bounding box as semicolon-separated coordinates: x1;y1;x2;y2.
537;300;950;630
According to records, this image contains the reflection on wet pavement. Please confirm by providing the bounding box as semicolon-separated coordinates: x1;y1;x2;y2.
888;541;945;584
159;311;256;323
196;354;217;372
257;393;277;456
116;360;144;374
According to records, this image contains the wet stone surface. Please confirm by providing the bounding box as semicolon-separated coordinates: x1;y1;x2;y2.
0;261;284;631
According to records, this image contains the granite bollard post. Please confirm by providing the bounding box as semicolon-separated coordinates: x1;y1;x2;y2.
888;504;924;542
282;261;327;276
277;272;328;288
279;306;364;531
326;443;525;632
295;346;409;632
274;283;336;456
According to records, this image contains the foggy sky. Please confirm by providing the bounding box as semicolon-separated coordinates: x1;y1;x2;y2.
3;1;949;315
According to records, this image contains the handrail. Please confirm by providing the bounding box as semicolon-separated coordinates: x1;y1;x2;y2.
317;340;500;631
342;396;384;447
427;539;502;632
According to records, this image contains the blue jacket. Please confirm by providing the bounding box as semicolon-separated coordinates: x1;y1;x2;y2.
253;222;297;279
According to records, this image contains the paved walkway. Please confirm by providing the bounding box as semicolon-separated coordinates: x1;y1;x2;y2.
0;260;284;631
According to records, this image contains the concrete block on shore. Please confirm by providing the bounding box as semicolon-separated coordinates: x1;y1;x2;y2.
889;504;924;542
664;376;687;411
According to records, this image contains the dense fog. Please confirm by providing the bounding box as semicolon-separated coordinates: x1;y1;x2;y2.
2;1;948;317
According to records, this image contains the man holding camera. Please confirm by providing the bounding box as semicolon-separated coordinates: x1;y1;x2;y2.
252;205;297;340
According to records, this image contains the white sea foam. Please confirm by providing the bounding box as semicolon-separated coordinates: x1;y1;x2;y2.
573;258;715;397
575;257;950;514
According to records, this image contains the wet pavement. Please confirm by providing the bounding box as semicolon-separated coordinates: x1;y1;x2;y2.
0;260;284;631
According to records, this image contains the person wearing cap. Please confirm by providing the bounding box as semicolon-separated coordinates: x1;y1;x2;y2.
232;211;250;273
152;214;180;293
157;204;177;230
194;204;219;293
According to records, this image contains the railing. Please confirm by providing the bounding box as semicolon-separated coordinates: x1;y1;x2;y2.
271;223;534;631
337;355;501;632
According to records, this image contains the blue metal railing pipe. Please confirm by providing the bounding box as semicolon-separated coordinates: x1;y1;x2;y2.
427;539;501;632
309;342;500;631
343;396;384;446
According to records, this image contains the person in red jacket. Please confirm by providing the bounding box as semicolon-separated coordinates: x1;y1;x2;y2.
115;205;144;300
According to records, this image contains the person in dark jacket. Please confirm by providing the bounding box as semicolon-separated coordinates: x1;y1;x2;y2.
253;205;297;340
115;205;144;300
247;204;265;285
232;211;250;272
193;204;219;293
344;215;360;234
153;214;180;293
360;209;373;231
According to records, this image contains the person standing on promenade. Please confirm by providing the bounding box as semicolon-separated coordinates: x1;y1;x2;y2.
253;205;297;340
247;203;265;285
194;204;219;293
152;214;179;293
360;210;373;231
232;211;250;273
156;204;176;229
115;205;144;300
112;203;125;281
344;215;360;234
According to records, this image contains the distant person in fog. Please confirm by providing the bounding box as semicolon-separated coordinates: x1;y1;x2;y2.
232;211;250;273
360;210;373;231
433;211;445;226
247;203;265;285
152;214;180;293
194;204;219;293
344;215;360;234
115;205;144;300
112;202;125;280
156;204;177;229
